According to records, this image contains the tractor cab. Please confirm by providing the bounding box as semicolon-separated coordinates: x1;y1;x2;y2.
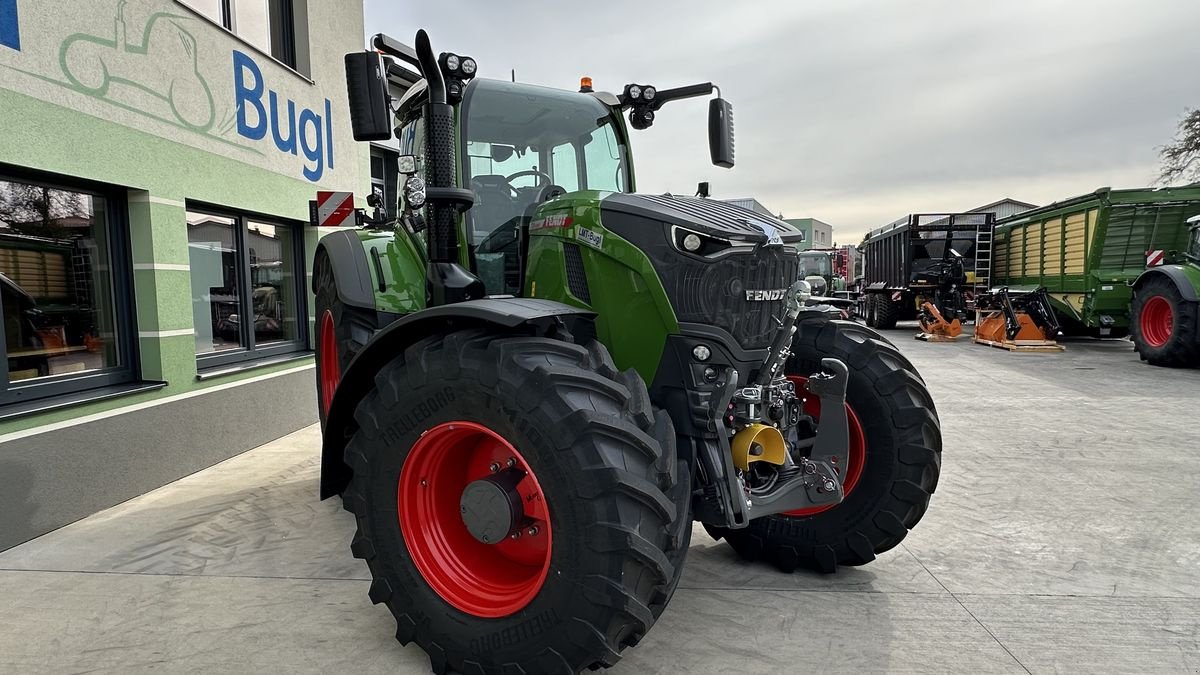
459;80;632;294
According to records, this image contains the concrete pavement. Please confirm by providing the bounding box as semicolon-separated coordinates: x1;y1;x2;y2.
1;329;1198;673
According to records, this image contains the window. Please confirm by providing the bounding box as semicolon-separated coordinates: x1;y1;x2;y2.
461;79;631;246
187;206;305;368
370;144;398;219
180;0;299;70
550;143;579;193
0;173;136;405
581;125;626;193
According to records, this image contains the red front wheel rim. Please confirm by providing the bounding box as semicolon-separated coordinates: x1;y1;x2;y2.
783;375;867;517
398;421;552;618
1140;296;1174;348
317;310;339;415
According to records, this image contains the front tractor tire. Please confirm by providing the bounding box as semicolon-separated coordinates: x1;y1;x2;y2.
313;250;373;428
713;319;941;573
1131;276;1200;367
342;330;688;674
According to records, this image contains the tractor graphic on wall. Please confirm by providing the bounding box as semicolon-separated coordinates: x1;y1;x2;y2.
59;0;215;131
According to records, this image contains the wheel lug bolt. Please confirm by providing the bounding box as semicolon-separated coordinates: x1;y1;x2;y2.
489;462;501;473
506;457;517;468
527;526;539;536
511;531;521;540
420;479;427;487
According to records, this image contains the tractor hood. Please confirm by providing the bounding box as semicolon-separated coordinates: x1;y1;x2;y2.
601;193;805;246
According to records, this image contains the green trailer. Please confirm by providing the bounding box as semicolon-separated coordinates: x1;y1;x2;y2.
992;185;1200;338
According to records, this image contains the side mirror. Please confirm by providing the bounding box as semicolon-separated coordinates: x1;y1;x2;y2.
708;98;735;169
344;51;392;141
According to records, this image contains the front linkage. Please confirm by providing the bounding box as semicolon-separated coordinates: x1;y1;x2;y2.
696;281;850;528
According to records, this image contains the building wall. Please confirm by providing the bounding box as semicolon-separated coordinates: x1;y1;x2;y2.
722;197;776;218
970;199;1038;221
784;217;834;250
0;0;369;550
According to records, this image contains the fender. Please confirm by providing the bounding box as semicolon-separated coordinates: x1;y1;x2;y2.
313;229;376;309
319;298;595;498
1133;265;1200;302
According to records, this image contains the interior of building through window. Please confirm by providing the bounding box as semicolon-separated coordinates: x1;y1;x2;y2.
187;212;243;354
245;221;296;346
0;179;121;382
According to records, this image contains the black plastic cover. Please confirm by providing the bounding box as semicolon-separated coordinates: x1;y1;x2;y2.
709;98;735;168
343;52;392;142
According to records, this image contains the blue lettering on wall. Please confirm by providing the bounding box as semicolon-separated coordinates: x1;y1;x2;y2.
0;0;20;51
233;50;334;182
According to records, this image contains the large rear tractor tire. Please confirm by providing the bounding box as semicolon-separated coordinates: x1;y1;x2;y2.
873;294;899;330
313;250;373;429
711;319;941;573
863;294;880;328
342;330;688;673
1131;276;1200;367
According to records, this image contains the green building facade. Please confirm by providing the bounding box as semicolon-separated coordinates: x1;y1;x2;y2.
0;0;370;549
784;217;833;250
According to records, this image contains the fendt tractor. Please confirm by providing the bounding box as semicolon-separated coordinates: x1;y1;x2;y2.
314;30;942;673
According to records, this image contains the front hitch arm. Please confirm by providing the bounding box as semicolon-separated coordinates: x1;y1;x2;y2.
743;358;850;518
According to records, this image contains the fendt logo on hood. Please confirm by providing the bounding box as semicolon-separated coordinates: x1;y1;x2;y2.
745;289;787;302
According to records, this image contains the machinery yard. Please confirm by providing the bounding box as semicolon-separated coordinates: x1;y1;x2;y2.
1;327;1196;674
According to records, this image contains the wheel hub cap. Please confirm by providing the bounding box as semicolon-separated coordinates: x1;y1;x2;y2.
460;470;525;545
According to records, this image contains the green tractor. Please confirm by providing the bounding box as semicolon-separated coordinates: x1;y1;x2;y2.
1130;214;1200;366
316;30;941;674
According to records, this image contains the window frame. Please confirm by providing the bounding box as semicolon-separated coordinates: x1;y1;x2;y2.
0;167;140;407
188;203;309;371
177;0;299;71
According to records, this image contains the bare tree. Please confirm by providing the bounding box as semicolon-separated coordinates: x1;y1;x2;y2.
0;183;91;239
1159;108;1200;186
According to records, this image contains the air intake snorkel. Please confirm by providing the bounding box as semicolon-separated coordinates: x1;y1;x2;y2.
384;29;482;305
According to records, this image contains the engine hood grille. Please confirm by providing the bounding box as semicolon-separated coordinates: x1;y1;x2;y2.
601;193;804;245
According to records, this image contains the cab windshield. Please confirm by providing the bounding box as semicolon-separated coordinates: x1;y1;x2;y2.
461;79;630;246
798;252;833;278
1189;224;1200;259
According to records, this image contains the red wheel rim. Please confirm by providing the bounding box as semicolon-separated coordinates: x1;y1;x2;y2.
317;310;339;416
398;421;552;618
783;375;866;517
1140;296;1174;348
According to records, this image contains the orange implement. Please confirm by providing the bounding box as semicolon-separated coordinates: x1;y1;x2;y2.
975;309;1048;342
917;302;962;339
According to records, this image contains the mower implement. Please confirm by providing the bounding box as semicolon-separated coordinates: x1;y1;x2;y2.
313;29;943;673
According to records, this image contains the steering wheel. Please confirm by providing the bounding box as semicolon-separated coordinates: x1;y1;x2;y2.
504;169;553;195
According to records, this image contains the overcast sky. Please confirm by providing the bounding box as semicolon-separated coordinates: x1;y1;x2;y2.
364;0;1200;243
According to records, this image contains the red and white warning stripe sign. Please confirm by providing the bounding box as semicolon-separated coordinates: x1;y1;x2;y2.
1146;249;1165;267
313;191;355;227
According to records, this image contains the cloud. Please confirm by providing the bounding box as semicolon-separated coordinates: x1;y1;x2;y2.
364;0;1200;242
